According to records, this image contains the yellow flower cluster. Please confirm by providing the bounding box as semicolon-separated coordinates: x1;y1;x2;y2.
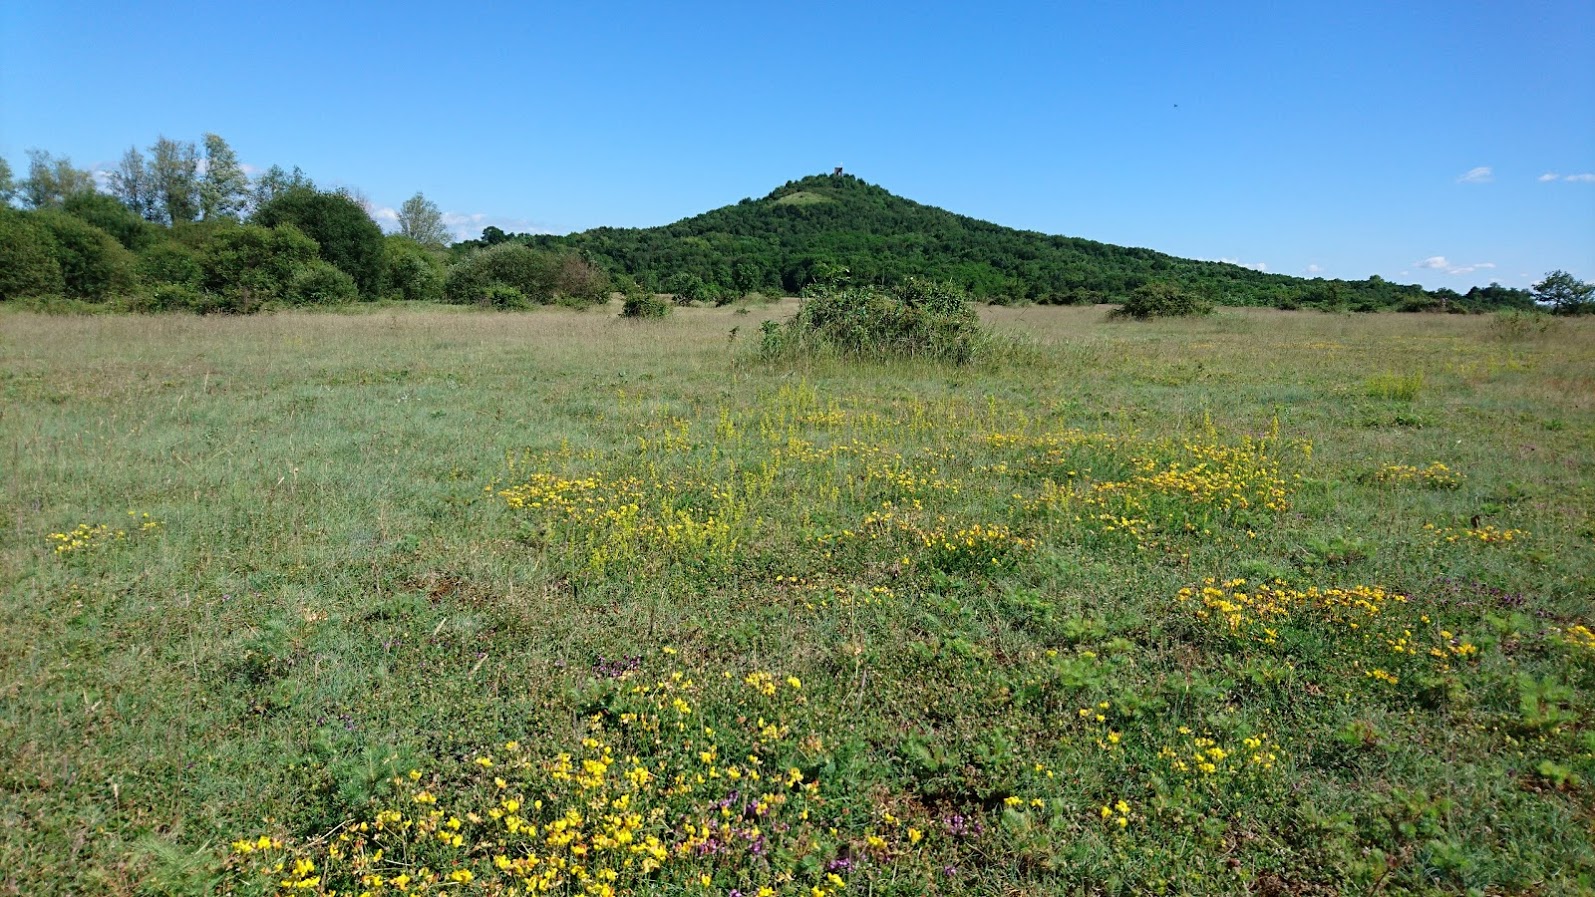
1156;729;1279;779
1553;624;1595;653
1424;523;1527;544
1176;578;1407;644
817;505;1035;570
1104;436;1291;513
1098;799;1133;829
47;512;159;554
1373;462;1462;489
499;472;745;572
225;660;927;897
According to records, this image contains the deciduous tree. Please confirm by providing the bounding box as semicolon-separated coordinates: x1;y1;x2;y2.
396;192;449;247
0;157;15;205
200;133;250;220
21;150;95;208
109;147;158;221
150;136;200;224
251;165;313;211
1532;270;1594;315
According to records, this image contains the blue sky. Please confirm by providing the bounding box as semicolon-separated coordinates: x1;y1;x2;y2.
2;0;1590;289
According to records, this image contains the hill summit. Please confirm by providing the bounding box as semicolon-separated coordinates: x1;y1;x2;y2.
512;172;1523;310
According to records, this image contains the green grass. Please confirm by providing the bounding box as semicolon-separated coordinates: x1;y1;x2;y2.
3;303;1594;895
771;191;835;207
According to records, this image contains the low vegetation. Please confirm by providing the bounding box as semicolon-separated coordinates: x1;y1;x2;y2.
3;305;1592;895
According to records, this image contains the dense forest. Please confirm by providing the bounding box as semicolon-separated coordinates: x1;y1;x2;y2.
0;142;1577;314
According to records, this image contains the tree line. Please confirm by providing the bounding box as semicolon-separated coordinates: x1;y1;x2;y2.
0;135;610;312
2;154;1588;315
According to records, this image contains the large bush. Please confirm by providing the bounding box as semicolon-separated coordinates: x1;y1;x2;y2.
136;242;204;289
760;277;986;363
62;192;160;252
620;292;671;318
445;243;547;304
253;188;385;297
551;252;611;305
288;260;359;305
443;243;611;307
1113;282;1213;319
198;223;320;305
0;210;66;300
31;210;138;300
381;235;446;302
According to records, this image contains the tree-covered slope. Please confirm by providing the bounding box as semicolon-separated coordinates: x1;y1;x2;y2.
513;172;1530;310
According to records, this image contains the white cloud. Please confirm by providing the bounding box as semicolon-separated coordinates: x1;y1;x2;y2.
372;206;399;223
1457;166;1493;184
1538;171;1594;183
1215;256;1267;272
1305;263;1324;275
1415;256;1496;276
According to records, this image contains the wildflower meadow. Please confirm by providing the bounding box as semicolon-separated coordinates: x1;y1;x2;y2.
2;302;1593;895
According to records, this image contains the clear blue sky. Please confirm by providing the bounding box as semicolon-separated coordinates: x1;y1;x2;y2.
3;0;1591;289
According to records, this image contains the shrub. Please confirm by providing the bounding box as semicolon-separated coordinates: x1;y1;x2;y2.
1113;282;1213;319
550;252;611;305
381;235;445;302
442;243;605;307
665;271;711;304
126;283;206;313
621;293;671;318
198;223;320;305
444;243;550;304
476;284;529;309
62;192;160;252
1488;310;1559;342
136;242;204;289
287;260;359;306
760;277;986;364
253;188;385;297
0;210;66;300
31;210;138;300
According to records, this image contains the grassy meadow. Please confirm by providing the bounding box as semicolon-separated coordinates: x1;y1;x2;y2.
2;303;1594;896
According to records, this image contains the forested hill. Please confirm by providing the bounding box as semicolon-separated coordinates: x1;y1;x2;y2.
511;172;1529;310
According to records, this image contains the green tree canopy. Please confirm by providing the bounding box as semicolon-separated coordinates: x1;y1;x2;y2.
253;187;385;297
63;191;161;252
1532;270;1594;315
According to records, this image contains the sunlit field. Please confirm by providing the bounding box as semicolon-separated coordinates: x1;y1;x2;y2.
3;303;1593;895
